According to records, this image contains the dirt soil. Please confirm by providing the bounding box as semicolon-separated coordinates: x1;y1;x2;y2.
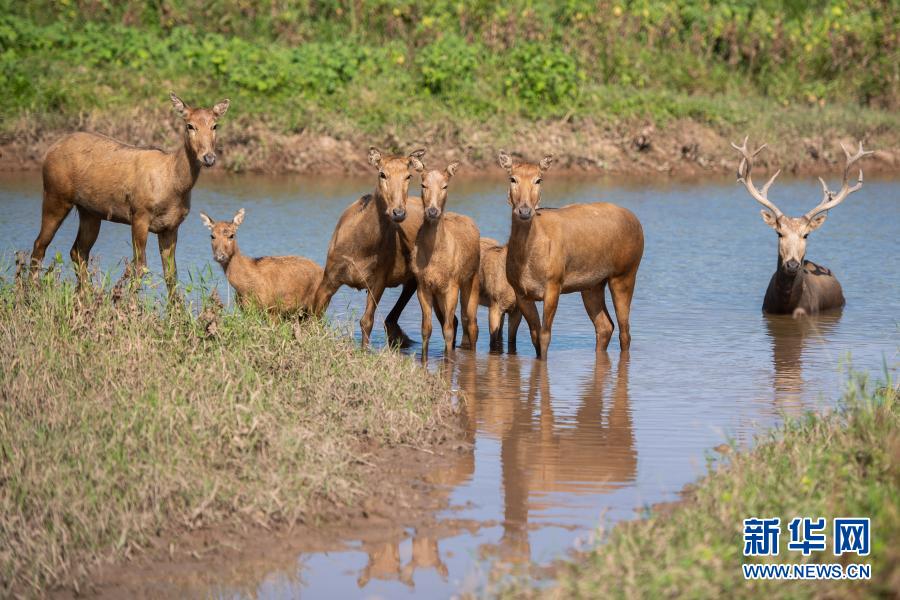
3;117;897;178
46;437;481;599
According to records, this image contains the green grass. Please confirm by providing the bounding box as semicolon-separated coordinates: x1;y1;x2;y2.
1;1;897;168
0;263;456;596
496;373;899;598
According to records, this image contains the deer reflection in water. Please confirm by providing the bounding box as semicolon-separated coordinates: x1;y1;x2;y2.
455;352;636;563
764;312;842;415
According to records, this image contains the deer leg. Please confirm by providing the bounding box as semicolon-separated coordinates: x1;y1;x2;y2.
129;213;151;281
507;308;522;353
516;296;541;357
609;270;637;351
384;279;416;347
439;282;460;355
488;304;504;352
157;228;178;297
417;285;433;360
539;282;561;360
360;280;386;348
70;209;101;287
581;281;614;352
459;274;479;350
31;191;73;275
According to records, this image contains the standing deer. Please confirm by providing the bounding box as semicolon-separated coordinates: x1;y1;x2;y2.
405;159;480;357
731;138;871;316
31;92;229;293
315;147;448;347
478;238;522;352
200;209;323;315
499;152;644;358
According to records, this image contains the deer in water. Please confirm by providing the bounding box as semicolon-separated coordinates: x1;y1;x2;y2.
200;209;323;315
478;238;522;352
315;147;452;347
731;137;872;317
404;159;480;357
499;151;644;358
31;92;230;294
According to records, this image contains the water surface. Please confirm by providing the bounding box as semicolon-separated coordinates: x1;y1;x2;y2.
1;171;897;598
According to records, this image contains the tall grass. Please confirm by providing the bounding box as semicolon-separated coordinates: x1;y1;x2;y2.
496;372;899;598
0;265;456;595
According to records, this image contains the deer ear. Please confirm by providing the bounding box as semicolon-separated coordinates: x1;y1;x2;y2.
368;147;383;168
760;210;778;229
408;148;426;160
212;98;230;119
446;161;460;178
232;208;245;227
199;212;214;230
807;213;827;232
539;154;554;171
170;92;189;118
498;151;513;172
408;156;425;172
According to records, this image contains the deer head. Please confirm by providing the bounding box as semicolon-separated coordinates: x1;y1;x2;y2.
171;92;230;167
410;159;460;222
731;137;871;275
200;208;244;265
499;151;553;222
369;147;427;223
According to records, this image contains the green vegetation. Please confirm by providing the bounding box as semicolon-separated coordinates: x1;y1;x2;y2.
0;263;456;595
1;1;897;162
497;373;899;598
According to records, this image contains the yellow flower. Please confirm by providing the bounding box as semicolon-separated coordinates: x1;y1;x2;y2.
423;15;435;28
613;6;623;17
395;54;406;65
392;7;401;17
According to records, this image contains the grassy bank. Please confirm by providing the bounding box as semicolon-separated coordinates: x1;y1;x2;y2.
0;265;456;595
1;1;898;174
498;373;899;598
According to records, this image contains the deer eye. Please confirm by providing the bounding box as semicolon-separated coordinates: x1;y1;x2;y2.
228;233;234;239
442;184;448;190
405;174;411;180
535;178;543;184
379;172;387;180
510;177;517;184
212;123;218;130
803;234;809;239
186;123;196;131
422;185;428;190
210;234;215;239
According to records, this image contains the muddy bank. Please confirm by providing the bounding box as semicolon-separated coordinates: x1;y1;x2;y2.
2;116;898;178
49;441;476;599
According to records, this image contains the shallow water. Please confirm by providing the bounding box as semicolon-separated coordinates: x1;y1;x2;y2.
1;171;898;598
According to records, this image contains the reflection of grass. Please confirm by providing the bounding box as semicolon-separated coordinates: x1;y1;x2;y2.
0;266;455;595
499;373;899;598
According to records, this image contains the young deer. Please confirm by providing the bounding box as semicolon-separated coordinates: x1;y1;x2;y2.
200;209;323;315
478;238;522;352
406;159;480;357
314;147;440;347
731;138;871;317
499;151;644;358
32;92;230;294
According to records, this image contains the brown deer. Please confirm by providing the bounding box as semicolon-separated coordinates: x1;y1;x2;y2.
731;138;871;317
406;159;480;357
478;238;522;352
314;147;445;347
31;92;230;293
499;152;644;358
200;209;323;315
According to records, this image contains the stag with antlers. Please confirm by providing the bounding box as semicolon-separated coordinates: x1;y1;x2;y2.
731;137;872;317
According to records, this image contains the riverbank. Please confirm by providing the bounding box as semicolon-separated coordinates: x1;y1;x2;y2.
0;267;460;596
496;373;899;598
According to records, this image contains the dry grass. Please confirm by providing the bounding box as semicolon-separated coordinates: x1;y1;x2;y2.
495;373;899;599
0;262;456;596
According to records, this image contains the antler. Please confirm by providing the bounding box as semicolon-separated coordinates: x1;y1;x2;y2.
731;136;783;218
804;141;873;220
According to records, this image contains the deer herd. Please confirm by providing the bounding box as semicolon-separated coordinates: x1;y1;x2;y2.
29;94;873;359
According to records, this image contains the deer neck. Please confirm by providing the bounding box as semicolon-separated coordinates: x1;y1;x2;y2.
772;255;804;304
221;246;251;281
508;213;539;257
172;134;202;195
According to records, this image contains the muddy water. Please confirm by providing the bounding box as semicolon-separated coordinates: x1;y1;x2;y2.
1;171;898;598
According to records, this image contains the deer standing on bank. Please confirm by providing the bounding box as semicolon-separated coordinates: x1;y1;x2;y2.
200;209;322;315
500;152;644;358
731;138;871;317
406;159;480;357
315;148;451;347
31;92;230;294
478;238;522;352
